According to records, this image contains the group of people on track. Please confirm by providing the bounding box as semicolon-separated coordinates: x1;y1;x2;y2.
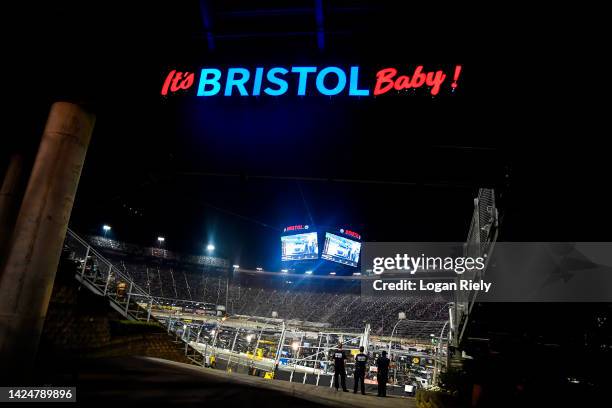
331;344;390;397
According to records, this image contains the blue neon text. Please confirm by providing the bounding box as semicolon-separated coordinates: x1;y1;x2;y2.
197;66;369;97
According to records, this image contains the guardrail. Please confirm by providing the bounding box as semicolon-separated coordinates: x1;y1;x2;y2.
64;228;205;366
63;228;445;389
452;188;498;347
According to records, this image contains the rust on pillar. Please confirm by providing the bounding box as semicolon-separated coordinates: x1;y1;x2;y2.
0;102;96;378
0;153;25;268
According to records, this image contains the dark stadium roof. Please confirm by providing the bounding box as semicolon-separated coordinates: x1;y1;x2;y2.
7;1;610;270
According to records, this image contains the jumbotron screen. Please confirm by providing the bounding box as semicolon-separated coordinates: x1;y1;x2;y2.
281;232;318;261
321;232;361;267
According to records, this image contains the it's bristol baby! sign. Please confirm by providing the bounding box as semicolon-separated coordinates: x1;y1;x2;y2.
160;65;462;97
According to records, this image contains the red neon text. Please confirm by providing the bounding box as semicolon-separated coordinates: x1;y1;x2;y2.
374;66;452;96
344;230;361;240
161;70;195;96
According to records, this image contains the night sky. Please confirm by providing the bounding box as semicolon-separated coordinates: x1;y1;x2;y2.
4;1;609;269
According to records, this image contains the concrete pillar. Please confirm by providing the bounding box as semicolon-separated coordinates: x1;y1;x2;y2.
0;102;95;379
0;154;25;267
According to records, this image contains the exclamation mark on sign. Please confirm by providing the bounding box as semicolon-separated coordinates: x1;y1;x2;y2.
451;65;462;89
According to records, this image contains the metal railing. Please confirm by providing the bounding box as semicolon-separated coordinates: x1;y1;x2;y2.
63;228;449;389
63;228;206;366
451;188;499;347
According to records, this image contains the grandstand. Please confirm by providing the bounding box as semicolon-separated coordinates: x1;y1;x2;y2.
56;189;500;396
59;230;451;394
86;235;450;334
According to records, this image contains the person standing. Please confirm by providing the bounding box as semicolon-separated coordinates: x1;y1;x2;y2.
354;346;368;395
332;343;348;392
376;350;390;397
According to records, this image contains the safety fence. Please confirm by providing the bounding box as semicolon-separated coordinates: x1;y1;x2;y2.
63;228;448;392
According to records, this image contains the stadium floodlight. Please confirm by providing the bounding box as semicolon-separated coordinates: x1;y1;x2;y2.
103;225;111;231
292;341;300;351
157;236;165;242
256;267;263;271
281;269;289;273
206;244;215;252
232;264;240;269
305;271;313;275
330;272;336;275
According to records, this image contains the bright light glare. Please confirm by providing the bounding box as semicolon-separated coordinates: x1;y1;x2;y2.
206;244;215;251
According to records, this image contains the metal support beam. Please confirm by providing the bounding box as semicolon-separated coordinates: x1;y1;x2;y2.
314;0;325;50
80;245;90;278
199;0;215;51
226;328;240;372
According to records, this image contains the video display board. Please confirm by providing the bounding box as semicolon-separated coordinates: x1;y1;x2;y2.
281;232;318;261
321;232;361;267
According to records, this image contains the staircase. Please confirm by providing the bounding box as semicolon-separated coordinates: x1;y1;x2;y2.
451;188;499;348
63;229;206;366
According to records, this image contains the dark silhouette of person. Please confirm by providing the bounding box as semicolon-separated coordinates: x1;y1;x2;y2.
354;346;368;395
376;350;390;397
332;343;348;392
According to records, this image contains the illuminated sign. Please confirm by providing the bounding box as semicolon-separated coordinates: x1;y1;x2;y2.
283;224;310;232
161;65;462;97
340;229;361;240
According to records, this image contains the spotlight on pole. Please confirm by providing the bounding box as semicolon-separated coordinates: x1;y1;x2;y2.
232;264;240;269
206;244;215;252
157;236;165;243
